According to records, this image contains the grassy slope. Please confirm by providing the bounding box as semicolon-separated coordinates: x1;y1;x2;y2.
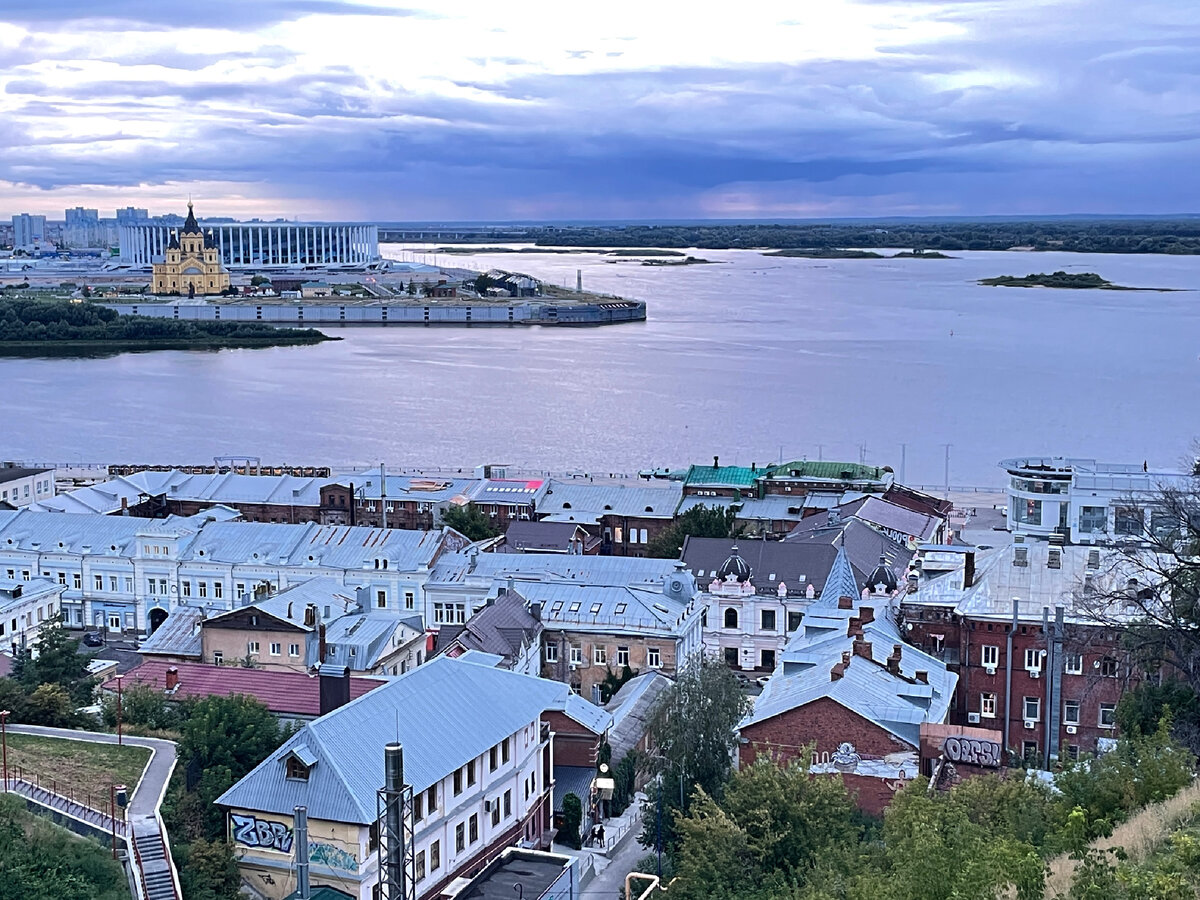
6;732;151;803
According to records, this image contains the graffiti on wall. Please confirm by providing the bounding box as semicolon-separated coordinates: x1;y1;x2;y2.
231;814;293;853
310;841;359;871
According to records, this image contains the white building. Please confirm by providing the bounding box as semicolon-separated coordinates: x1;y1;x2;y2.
11;214;46;250
0;578;66;655
119;221;380;267
0;466;55;509
217;655;567;900
0;509;467;637
1000;456;1195;544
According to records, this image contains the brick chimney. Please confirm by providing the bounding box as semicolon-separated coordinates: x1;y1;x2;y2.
860;606;874;625
831;650;851;682
963;552;976;589
165;666;179;692
837;595;853;610
915;670;929;684
886;644;902;675
853;639;873;660
319;664;351;716
847;616;862;638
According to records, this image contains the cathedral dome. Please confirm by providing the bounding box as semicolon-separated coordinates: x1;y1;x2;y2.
867;555;898;593
182;201;202;235
717;544;752;583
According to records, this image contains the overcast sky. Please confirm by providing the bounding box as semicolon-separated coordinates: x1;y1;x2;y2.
1;0;1197;220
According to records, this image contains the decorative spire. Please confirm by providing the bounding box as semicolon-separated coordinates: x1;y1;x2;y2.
822;544;859;606
182;200;201;234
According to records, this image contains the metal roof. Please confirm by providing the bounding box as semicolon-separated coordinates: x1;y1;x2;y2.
604;672;672;759
0;467;52;484
138;606;204;658
539;481;682;520
683;465;758;488
763;461;890;484
217;656;568;823
429;551;682;588
822;545;860;603
519;582;696;638
551;693;613;736
323;613;422;669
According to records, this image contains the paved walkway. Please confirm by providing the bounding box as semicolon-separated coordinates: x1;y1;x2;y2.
6;724;180;900
549;792;651;900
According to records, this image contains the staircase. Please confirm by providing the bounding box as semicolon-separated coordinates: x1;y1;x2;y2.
134;828;180;900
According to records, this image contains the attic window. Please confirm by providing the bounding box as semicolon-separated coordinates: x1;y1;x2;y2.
562;502;571;509
645;506;654;513
603;505;612;511
590;603;602;614
769;573;776;581
615;603;627;615
568;602;581;613
1013;547;1029;567
551;601;563;613
1087;549;1100;569
286;757;311;781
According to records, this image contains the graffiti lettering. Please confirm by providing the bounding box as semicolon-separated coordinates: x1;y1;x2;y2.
231;813;294;853
943;737;1001;768
310;841;359;872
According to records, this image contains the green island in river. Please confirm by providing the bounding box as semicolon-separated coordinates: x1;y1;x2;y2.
763;248;953;259
978;271;1179;291
0;297;335;356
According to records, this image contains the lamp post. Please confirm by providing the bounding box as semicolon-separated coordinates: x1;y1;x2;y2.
114;674;124;745
1;709;9;793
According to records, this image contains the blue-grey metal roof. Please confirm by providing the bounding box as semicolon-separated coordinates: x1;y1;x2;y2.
0;508;199;554
819;545;860;606
553;766;596;810
138;605;204;658
538;481;682;520
323;612;422;669
217;655;569;823
519;582;695;638
184;521;446;571
551;693;613;736
334;474;478;503
429;552;683;588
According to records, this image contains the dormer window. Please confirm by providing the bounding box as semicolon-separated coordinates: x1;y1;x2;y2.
286;757;310;780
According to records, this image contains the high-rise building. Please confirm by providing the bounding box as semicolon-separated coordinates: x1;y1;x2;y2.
65;207;99;227
115;206;149;224
12;214;47;249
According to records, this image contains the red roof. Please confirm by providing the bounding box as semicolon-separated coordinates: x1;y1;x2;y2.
102;660;384;717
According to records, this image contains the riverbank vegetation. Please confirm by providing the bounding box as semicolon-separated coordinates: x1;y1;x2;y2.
0;298;334;354
501;220;1200;254
979;271;1174;290
764;248;884;259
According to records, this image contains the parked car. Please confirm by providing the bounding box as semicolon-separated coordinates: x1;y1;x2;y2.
756;675;772;688
82;631;105;647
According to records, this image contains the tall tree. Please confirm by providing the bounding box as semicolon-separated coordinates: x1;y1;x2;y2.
440;504;501;541
647;505;740;559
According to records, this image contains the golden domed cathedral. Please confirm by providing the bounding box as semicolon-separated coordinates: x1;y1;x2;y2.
152;202;230;296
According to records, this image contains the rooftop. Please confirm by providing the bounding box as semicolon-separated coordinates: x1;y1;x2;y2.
138;606;205;658
0;466;51;485
763;460;892;484
456;849;574;900
538;480;682;520
683;464;759;489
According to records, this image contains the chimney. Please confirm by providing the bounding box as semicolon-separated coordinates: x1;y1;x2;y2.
319;664;351;716
847;616;862;638
853;639;873;660
837;595;853;610
121;497;128;510
304;604;316;628
529;602;541;621
318;623;327;664
963;551;976;589
915;670;929;684
831;652;849;681
860;606;874;625
886;644;902;675
165;666;179;691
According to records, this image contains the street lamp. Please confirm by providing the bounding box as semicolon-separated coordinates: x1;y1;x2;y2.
114;674;124;745
1;709;9;793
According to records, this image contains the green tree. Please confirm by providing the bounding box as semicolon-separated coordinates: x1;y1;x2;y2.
18;614;94;706
101;683;180;731
26;683;77;727
249;275;270;286
647;505;739;558
178;694;283;778
1116;680;1200;750
440;504;502;541
640;658;749;852
672;789;758;900
177;838;242;900
561;792;583;850
599;664;637;703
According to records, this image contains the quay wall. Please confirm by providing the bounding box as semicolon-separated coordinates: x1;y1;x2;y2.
101;300;646;327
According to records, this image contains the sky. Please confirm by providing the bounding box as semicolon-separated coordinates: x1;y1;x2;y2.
1;0;1198;221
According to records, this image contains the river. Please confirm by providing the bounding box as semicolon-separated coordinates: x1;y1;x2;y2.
3;246;1198;486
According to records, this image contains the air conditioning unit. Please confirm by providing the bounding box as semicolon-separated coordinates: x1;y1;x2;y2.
1024;720;1036;730
967;712;981;724
1066;725;1077;735
984;665;996;676
1029;670;1040;679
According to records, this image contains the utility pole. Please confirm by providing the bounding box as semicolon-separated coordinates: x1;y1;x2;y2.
817;444;824;462
380;462;387;529
942;444;952;501
900;443;907;483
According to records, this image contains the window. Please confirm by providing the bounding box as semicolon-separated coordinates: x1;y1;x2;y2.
1023;697;1040;721
570;645;582;665
270;642;281;656
427;786;437;812
1065;653;1083;675
247;641;260;655
94;574;103;591
147;578;156;595
466;760;476;787
981;692;997;718
430;839;440;871
236;583;245;598
501;738;510;764
1099;704;1116;728
594;646;607;666
124;577;133;593
289;643;300;657
453;769;463;795
198;581;208;598
590;603;602;615
723;608;738;629
491;800;500;827
1114;507;1143;536
1064;700;1080;725
72;573;81;590
982;645;999;668
545;643;558;663
405;591;415;610
213;581;222;599
1022;740;1038;761
181;581;191;598
614;603;627;615
1100;657;1119;678
377;590;387;608
455;823;465;853
213;651;224;666
787;611;803;632
286;757;310;780
1013;497;1042;526
760;609;776;631
489;746;498;772
415;849;425;882
617;646;629;667
503;788;511;817
413;792;424;822
1024;648;1042;671
648;647;661;668
468;813;478;844
158;578;167;595
568;602;581;613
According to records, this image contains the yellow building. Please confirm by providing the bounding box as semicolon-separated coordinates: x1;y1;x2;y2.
152;202;230;296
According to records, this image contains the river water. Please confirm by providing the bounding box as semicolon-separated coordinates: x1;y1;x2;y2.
3;245;1198;486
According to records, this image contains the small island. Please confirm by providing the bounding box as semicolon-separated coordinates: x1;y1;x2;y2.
764;248;884;259
0;297;335;356
605;248;686;257
639;255;714;266
978;271;1177;291
892;250;954;259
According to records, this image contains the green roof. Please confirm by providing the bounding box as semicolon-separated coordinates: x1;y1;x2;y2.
286;888;354;900
684;465;759;488
764;461;889;482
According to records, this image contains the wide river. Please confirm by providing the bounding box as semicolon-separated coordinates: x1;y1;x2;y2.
3;246;1198;486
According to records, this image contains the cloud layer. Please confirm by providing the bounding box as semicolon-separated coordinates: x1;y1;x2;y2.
1;0;1197;219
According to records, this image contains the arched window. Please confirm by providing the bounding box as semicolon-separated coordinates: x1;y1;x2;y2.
724;608;738;629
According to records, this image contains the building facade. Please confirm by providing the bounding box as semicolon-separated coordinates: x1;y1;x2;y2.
0;466;55;509
152;202;231;295
0;578;65;655
122;220;380;267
